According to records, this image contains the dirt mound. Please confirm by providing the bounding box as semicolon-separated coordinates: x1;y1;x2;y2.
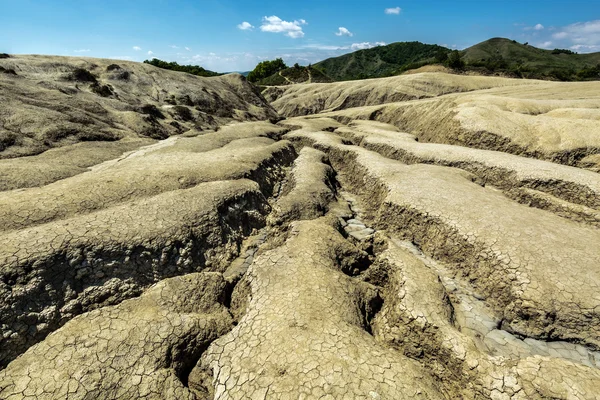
268;73;600;167
0;55;277;160
2;60;600;399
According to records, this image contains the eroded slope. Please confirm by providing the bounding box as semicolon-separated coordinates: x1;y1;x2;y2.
2;68;600;400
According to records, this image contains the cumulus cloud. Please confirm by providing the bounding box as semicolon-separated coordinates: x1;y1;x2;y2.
170;45;179;49
335;27;353;37
238;21;254;30
351;41;386;50
552;20;600;49
73;49;90;53
523;23;544;31
538;41;553;48
133;46;142;51
185;47;191;51
260;16;307;38
385;7;401;15
147;50;154;55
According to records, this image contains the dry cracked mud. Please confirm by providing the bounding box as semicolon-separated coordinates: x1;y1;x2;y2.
1;60;600;399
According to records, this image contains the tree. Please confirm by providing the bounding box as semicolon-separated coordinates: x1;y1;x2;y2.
447;50;465;70
434;49;448;64
247;58;288;82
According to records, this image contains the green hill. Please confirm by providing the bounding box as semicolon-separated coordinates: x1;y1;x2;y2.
460;38;600;80
313;41;450;81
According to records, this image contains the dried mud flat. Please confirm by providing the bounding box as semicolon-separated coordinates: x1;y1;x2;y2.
1;59;600;399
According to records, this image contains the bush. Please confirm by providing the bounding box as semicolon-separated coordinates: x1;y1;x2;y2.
143;58;221;77
106;64;122;71
447;50;465;70
551;49;576;55
68;68;97;83
172;105;194;121
576;64;600;80
0;131;17;151
107;69;130;81
0;53;9;59
140;104;165;119
91;82;114;97
0;66;17;75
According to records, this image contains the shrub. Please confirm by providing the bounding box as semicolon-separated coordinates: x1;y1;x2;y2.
0;131;17;151
106;64;122;71
173;105;194;121
165;95;177;105
0;66;17;75
551;49;576;55
447;50;465;70
0;53;9;59
68;68;97;83
113;70;130;80
143;58;221;77
140;104;165;119
90;82;114;97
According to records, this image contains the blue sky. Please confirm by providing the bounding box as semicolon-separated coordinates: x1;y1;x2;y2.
1;0;599;72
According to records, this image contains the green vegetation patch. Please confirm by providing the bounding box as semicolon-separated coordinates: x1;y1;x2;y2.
143;58;221;77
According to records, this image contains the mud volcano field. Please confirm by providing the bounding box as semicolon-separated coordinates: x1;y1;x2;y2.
1;56;600;399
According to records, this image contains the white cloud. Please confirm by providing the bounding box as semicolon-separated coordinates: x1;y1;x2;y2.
551;20;600;49
351;41;386;50
147;50;154;56
538;41;553;48
185;47;191;51
523;23;545;31
74;49;90;53
170;45;179;49
335;27;353;37
570;44;600;52
260;15;307;38
385;7;401;15
133;46;142;51
300;41;386;51
238;21;254;30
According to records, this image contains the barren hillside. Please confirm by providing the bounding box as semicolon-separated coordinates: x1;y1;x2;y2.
1;60;600;399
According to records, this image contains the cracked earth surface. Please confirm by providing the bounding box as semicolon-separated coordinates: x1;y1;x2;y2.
1;62;600;399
